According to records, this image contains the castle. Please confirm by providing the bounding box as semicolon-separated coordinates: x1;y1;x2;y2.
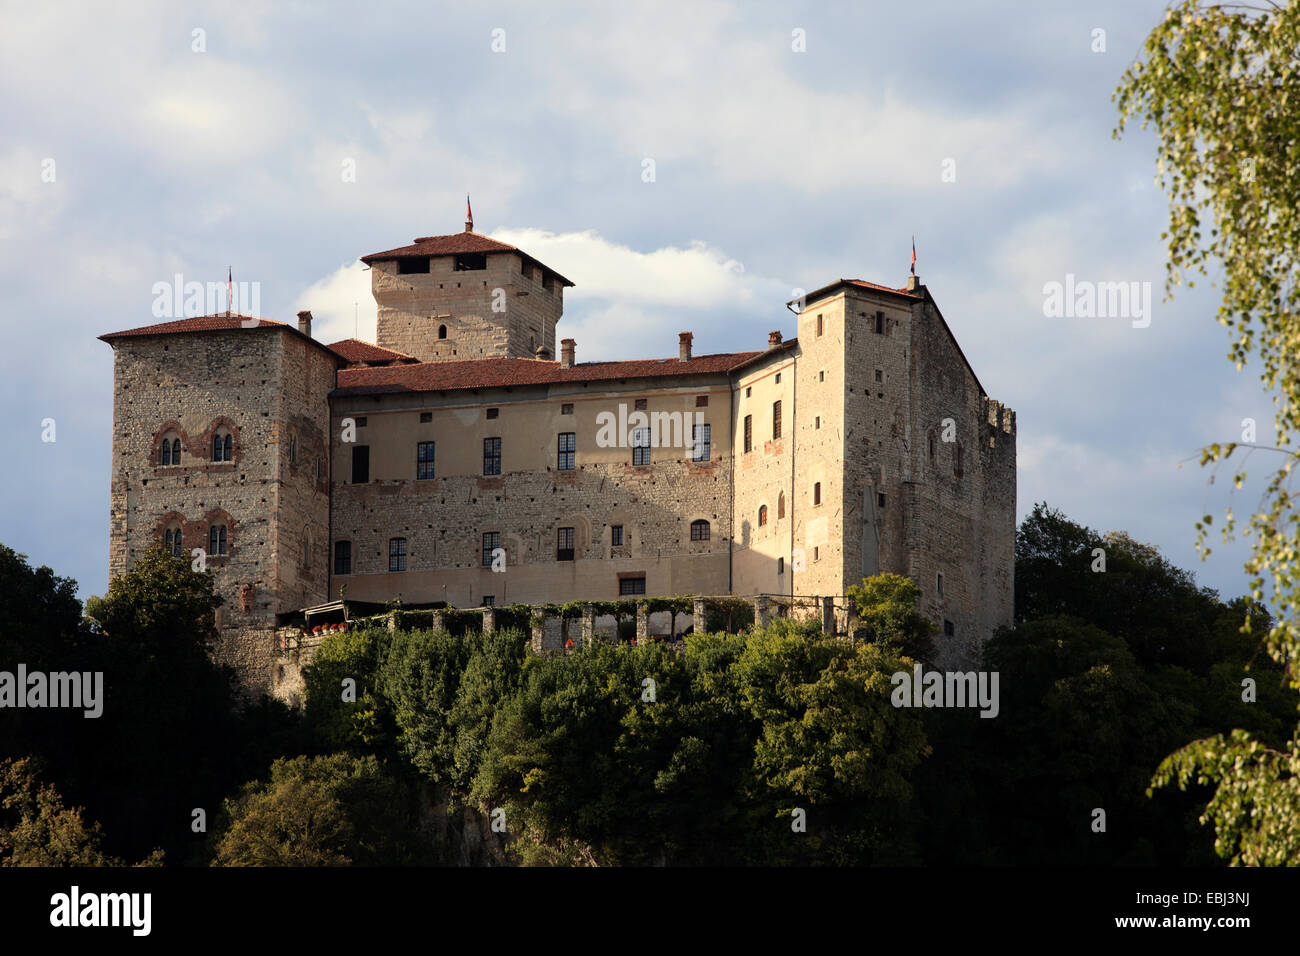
100;219;1016;697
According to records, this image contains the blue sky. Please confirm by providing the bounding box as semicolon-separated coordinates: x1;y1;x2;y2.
0;0;1276;606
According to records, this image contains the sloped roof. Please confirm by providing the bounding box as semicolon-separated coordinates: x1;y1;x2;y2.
98;314;290;341
332;351;764;397
360;231;575;286
327;338;420;366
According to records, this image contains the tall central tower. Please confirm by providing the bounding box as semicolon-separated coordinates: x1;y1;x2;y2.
361;222;573;363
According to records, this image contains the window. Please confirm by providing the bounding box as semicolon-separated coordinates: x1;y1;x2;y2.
454;252;487;271
398;257;430;274
758;505;768;527
690;519;710;541
634;398;648;411
695;395;708;407
208;524;227;556
420;412;432;423
212;432;233;462
875;369;883;384
389;537;407;572
745;386;752;398
486;408;499;420
483;437;502;475
611;524;624;547
417;441;436;479
775;372;781;384
438;325;447;339
814;546;820;562
813;482;821;506
632;427;650;466
290;435;297;466
542;272;554;291
928;431;936;462
878;493;886;509
816;314;823;337
778;491;785;519
937;572;944;597
557;432;575;470
355;417;367;427
743;415;753;453
334;541;352;575
819;370;825;382
692;423;711;461
351;446;370;484
619;576;646;596
815;416;821;429
777;556;785;575
561;403;574;415
482;532;500;567
483;595;495;607
772;400;782;440
556;527;575;561
955;443;964;478
164;526;182;557
875;311;884;334
944;619;955;637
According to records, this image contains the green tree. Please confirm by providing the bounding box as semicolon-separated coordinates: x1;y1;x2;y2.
0;758;131;867
847;572;939;663
302;626;393;756
1115;1;1300;861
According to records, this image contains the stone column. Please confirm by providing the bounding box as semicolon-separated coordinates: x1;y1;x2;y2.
822;596;835;635
530;608;543;653
482;607;496;634
580;604;595;646
693;597;706;636
386;611;397;632
754;595;771;630
430;610;445;633
635;604;649;643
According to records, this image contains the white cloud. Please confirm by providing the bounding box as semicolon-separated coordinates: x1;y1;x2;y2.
293;262;376;345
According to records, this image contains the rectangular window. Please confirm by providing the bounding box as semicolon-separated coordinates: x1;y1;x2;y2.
561;403;574;415
692;423;711;462
619;576;646;595
696;395;708;407
398;258;430;274
944;619;955;637
813;546;820;562
743;415;752;453
777;556;785;575
634;398;648;411
482;532;500;567
632;427;650;466
454;252;487;271
611;524;624;547
816;314;823;337
815;416;821;429
483;437;502;475
416;441;436;479
877;492;886;509
937;572;944;597
334;541;351;575
351;445;370;484
875;369;883;383
389;537;407;572
745;386;752;398
355;417;367;427
819;370;825;382
486;408;499;420
420;412;432;423
557;527;575;561
814;482;821;506
775;372;781;384
483;595;495;607
557;432;576;470
772;400;782;440
875;311;884;334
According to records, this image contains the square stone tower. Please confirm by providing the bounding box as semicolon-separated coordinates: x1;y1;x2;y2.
99;314;340;694
362;224;574;363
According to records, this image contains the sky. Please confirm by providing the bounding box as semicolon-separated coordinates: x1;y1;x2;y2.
0;0;1279;606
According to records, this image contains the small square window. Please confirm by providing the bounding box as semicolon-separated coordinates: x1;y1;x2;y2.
420;412;432;423
355;416;367;427
483;595;495;607
695;395;708;407
619;576;646;596
561;403;574;415
635;398;648;411
486;408;499;420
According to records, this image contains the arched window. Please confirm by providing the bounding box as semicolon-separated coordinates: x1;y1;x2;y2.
223;434;232;461
160;433;181;465
777;491;785;519
164;525;183;558
690;519;710;541
438;324;448;339
208;523;228;556
758;505;768;527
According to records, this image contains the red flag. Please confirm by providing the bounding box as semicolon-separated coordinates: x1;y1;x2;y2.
910;237;916;275
227;267;233;314
466;194;473;230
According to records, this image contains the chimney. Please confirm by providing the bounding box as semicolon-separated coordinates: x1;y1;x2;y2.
297;310;313;338
535;344;553;361
560;338;576;368
906;275;922;292
768;330;783;348
679;331;693;363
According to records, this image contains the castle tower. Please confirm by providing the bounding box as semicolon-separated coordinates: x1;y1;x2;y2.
361;224;574;363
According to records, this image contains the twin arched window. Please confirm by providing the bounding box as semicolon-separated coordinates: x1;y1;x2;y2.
212;431;233;462
160;436;182;466
164;525;183;557
209;524;228;556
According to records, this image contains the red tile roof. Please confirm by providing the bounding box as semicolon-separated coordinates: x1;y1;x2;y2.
360;231;575;286
327;338;420;366
333;351;765;397
790;278;922;308
99;314;291;341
